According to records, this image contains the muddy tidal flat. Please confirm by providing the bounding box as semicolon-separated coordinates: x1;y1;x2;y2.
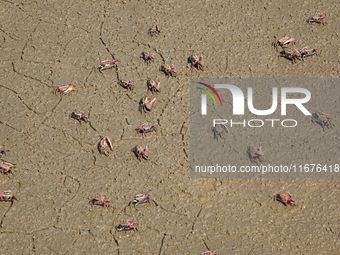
0;1;339;254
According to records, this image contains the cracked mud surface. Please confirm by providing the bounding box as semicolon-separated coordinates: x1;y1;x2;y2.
0;1;339;254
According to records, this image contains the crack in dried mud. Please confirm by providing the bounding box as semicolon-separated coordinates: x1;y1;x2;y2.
0;202;14;229
202;238;212;251
158;79;182;120
191;207;202;232
158;233;166;255
47;247;58;255
0;27;19;42
180;121;189;159
32;235;37;255
109;227;120;255
11;61;52;89
0;119;21;133
99;7;121;81
0;82;42;118
20;19;42;61
0;225;53;235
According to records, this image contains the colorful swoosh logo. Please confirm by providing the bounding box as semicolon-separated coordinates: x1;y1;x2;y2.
196;82;223;106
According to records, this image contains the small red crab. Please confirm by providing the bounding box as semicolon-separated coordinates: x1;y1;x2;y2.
98;136;113;156
133;145;149;161
188;55;204;70
115;219;138;232
139;96;156;113
0;190;16;202
141;52;155;63
161;65;177;78
148;23;160;36
56;85;75;95
98;59;117;73
91;197;110;207
147;79;161;93
0;161;14;175
71;111;90;123
312;111;334;131
272;36;295;51
307;13;326;25
118;80;134;90
201;251;217;255
247;146;264;163
279;49;301;63
129;193;150;208
274;192;295;206
300;47;318;59
136;123;156;138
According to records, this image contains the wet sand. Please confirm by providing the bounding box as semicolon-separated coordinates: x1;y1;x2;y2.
0;1;339;254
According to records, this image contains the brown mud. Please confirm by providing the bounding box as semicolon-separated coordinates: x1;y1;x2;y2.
0;1;339;254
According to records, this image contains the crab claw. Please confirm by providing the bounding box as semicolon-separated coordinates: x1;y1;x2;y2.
145;98;156;110
136;145;143;154
4;161;14;167
139;98;145;113
147;79;161;93
115;224;124;231
106;137;113;151
91;197;110;206
188;55;195;64
143;145;149;159
275;194;288;206
132;199;139;207
274;193;295;206
98;136;113;156
288;192;295;203
98;59;117;73
99;136;106;147
148;23;160;36
160;65;169;76
98;143;105;155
